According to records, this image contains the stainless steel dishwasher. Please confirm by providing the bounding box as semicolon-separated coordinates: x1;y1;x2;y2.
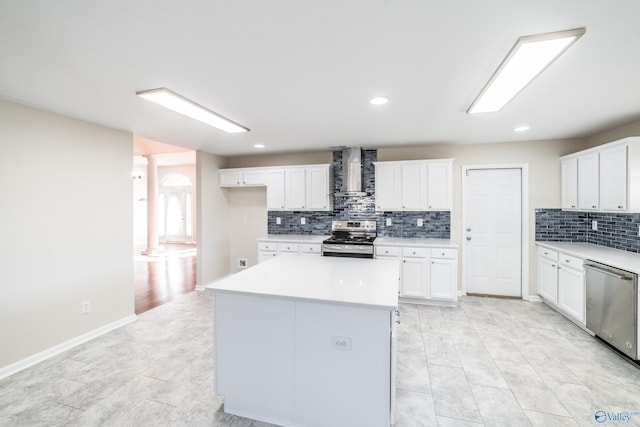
585;261;638;360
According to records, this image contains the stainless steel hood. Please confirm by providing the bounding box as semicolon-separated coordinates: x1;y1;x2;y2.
334;147;367;197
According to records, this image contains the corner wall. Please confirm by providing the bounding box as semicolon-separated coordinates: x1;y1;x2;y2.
0;99;134;370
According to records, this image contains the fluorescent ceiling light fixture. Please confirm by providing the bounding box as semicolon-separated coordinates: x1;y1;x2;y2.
468;28;585;114
370;97;389;105
514;125;530;132
136;88;249;133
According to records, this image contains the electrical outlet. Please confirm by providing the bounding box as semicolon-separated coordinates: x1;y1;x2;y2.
81;300;91;314
276;217;281;225
592;220;598;231
417;218;424;227
237;258;248;269
331;336;352;351
301;217;306;225
386;218;392;226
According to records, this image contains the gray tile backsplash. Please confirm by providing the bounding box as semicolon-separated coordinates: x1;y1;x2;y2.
267;149;451;238
535;208;640;253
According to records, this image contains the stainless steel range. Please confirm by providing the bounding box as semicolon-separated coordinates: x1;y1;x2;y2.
322;220;377;258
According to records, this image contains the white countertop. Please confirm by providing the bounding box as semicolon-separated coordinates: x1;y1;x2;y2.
536;241;640;274
374;237;458;248
206;255;399;309
257;234;329;243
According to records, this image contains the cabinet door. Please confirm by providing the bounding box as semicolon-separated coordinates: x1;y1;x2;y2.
429;258;456;301
577;152;599;210
537;256;558;304
400;163;427;210
561;157;578;209
375;164;402;211
266;169;285;210
285;168;306;209
220;170;241;187
401;257;428;298
242;169;266;186
427;161;452;210
558;266;585;324
599;144;628;211
258;251;278;263
305;166;330;210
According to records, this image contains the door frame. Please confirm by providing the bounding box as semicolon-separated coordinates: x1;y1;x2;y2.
461;164;530;299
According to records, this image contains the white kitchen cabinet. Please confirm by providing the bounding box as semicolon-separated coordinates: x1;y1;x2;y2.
285;168;306;209
400;163;427;210
401;248;428;298
561;157;578;210
375;242;457;305
257;237;327;263
562;137;640;213
429;249;457;301
427;161;453;210
536;244;585;326
374;163;402;210
374;159;453;212
219;168;266;187
578;152;599;210
599;144;627;211
305;166;331;210
557;254;585;324
266;169;285;210
537;248;559;304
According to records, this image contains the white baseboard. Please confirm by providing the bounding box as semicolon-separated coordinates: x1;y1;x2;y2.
524;295;543;302
0;314;137;381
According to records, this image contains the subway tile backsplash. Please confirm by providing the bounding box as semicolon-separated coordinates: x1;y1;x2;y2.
535;208;640;253
267;149;451;238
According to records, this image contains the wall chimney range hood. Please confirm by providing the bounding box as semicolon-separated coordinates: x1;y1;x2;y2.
335;147;367;197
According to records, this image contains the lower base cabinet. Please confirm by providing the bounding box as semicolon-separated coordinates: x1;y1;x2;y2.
376;244;457;304
536;245;585;325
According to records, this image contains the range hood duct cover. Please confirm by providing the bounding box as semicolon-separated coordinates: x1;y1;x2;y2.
335;147;367;197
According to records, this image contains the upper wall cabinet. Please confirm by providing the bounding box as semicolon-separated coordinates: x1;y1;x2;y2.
221;164;332;212
373;159;453;211
219;168;266;187
561;136;640;213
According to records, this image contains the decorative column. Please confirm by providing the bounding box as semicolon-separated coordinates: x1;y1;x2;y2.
142;155;161;255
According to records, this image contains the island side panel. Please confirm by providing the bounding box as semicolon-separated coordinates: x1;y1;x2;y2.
214;291;295;425
294;301;392;427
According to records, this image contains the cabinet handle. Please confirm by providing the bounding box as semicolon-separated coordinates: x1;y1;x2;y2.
403;260;406;263
432;261;435;264
571;205;576;208
565;259;570;263
618;205;624;209
412;251;416;255
552;264;556;268
592;205;597;208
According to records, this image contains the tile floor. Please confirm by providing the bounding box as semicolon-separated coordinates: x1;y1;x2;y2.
1;292;640;426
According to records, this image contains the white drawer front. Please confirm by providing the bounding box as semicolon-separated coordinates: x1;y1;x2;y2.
559;253;583;270
258;242;277;252
301;244;321;254
537;246;558;261
402;247;429;258
430;248;457;259
278;243;300;253
376;246;400;257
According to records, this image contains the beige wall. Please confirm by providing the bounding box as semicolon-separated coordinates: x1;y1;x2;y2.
586;118;640;148
0;99;134;370
227;188;268;273
228;151;332;168
196;151;231;285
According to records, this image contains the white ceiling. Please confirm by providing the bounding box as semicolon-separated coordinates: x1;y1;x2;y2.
1;1;639;156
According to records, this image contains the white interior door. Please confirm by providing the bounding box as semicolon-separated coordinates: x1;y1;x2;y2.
160;189;192;243
464;168;522;297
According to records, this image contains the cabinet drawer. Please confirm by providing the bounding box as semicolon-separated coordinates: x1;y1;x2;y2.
258;242;277;252
301;243;321;254
537;247;558;261
402;247;428;258
278;243;300;253
430;248;457;259
376;246;400;257
559;253;583;270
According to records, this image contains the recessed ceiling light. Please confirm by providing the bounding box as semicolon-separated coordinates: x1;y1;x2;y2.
370;97;389;105
254;143;265;149
136;88;249;133
468;28;586;114
514;126;530;132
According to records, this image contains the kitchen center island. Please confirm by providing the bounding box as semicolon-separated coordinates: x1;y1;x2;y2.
206;255;400;427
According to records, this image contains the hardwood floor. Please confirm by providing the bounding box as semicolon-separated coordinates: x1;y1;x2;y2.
134;243;197;314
